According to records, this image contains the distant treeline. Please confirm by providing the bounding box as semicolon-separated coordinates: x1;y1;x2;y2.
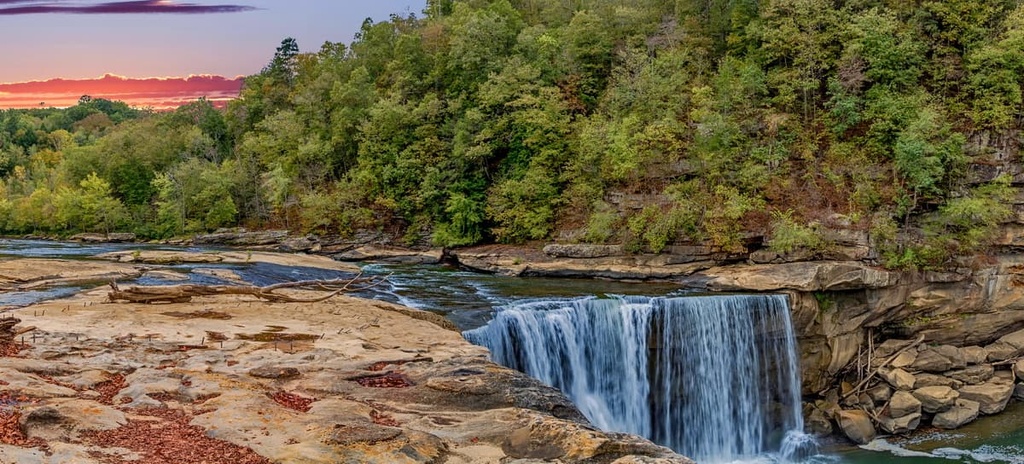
1;0;1022;269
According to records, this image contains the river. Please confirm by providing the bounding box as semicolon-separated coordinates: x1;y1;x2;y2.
1;239;1022;463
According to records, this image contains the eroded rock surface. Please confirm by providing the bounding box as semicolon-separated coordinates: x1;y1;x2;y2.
0;281;690;463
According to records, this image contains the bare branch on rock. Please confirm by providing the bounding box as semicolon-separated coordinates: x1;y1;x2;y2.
107;274;390;304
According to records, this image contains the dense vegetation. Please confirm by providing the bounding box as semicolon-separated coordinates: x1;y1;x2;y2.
1;0;1022;268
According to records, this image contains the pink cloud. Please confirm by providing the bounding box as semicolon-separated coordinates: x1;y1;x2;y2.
0;0;256;15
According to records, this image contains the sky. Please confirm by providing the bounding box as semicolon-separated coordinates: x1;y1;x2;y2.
0;0;427;108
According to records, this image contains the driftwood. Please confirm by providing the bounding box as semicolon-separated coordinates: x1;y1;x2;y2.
842;334;926;401
107;274;389;304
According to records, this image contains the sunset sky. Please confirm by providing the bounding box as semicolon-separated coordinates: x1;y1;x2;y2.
0;0;426;108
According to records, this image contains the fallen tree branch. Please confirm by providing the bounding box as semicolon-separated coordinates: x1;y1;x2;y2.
842;334;926;401
992;356;1023;367
107;274;391;304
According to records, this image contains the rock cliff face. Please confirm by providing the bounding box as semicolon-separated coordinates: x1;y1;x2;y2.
684;258;1024;396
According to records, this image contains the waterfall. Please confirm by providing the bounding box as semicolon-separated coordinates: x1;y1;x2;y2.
464;294;811;463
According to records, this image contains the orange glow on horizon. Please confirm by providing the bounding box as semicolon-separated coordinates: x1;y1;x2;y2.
0;74;245;110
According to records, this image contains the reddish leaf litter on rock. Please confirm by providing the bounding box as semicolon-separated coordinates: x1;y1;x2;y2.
94;373;127;405
355;372;414;388
0;341;26;357
370;409;400;427
0;393;44;448
1;410;33;446
147;392;222;405
81;408;270;464
268;391;316;412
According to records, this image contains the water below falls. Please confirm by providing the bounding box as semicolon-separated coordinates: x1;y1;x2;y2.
464;294;813;463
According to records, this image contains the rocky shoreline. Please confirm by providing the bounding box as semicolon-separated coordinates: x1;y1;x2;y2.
809;335;1024;444
0;252;691;464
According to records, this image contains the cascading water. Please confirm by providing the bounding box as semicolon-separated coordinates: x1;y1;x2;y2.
464;294;814;463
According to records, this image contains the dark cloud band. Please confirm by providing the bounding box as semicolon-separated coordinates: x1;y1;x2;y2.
0;0;256;14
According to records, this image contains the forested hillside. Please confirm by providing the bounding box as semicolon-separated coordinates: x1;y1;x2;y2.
1;0;1022;269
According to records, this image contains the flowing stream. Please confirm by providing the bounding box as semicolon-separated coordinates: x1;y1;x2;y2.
2;240;1023;463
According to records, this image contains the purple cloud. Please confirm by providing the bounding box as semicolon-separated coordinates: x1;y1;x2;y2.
0;0;257;14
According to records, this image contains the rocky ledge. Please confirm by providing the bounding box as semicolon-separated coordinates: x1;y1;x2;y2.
0;259;689;464
449;244;718;280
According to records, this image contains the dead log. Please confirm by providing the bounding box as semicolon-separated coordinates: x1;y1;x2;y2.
107;274;389;304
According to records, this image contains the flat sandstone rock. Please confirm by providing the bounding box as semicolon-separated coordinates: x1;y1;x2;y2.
0;287;690;463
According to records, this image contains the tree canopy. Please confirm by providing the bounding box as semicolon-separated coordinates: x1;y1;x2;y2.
1;0;1021;269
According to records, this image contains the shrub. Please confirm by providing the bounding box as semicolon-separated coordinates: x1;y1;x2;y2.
767;210;823;254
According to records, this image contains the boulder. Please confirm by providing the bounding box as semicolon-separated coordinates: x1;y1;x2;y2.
805;406;833;436
878;412;920;435
986;342;1018;362
865;384;892;405
919;348;959;372
1014;384;1024;401
913;373;962;389
934;345;967;369
985;328;1024;361
961;346;988;365
912;386;959;413
1013;359;1024;379
932;399;980;430
890;350;917;369
881;368;916;391
837;410;876;444
944;364;995;385
958;381;1015;415
888;391;921;418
